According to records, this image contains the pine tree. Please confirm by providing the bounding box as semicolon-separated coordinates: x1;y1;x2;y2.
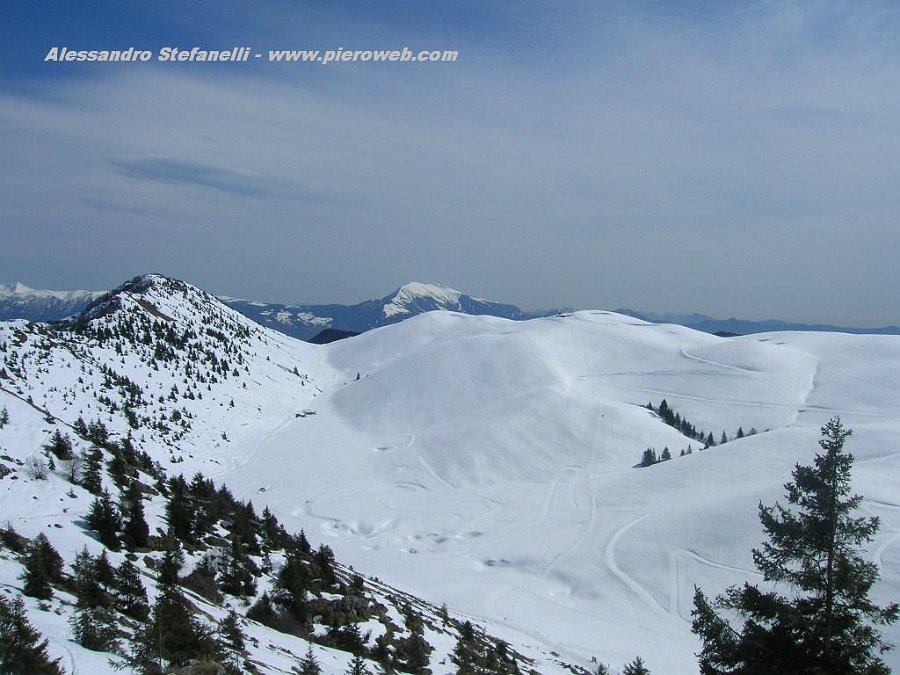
80;445;104;494
622;656;651;675
121;479;149;550
165;475;196;542
21;534;64;599
125;584;220;672
70;605;119;652
114;558;149;621
0;406;9;428
298;642;322;675
660;447;672;461
247;591;278;627
692;418;899;674
86;488;122;550
43;430;73;461
158;538;185;586
71;546;109;609
0;594;64;674
639;448;658;468
347;653;372;675
219;609;246;651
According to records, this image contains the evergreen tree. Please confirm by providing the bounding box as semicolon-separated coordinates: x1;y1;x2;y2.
347;653;372;675
313;544;337;586
276;548;310;624
247;592;278;627
94;549;116;592
692;418;899;674
114;558;149;621
43;430;73;461
70;605;119;652
219;535;257;598
125;584;220;673
158;538;185;586
658;399;669;419
21;533;64;599
71;546;109;609
0;594;64;674
298;642;322;675
165;475;196;542
86;489;122;550
121;480;150;550
660;447;672;461
639;448;658;467
219;609;246;651
261;505;287;549
106;449;131;490
80;445;104;494
622;656;652;675
0;406;8;428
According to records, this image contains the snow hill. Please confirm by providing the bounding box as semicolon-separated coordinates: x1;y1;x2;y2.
1;274;900;674
0;275;577;675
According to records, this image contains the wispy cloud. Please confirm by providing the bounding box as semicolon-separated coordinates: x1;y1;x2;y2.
110;157;328;201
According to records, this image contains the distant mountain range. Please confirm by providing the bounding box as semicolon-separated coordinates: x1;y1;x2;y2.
222;281;565;340
614;308;900;337
0;280;565;341
1;279;896;338
0;282;104;322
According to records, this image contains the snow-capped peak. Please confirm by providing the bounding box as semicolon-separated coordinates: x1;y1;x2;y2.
383;282;464;318
0;281;102;302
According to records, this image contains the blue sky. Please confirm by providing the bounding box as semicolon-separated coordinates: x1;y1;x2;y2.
3;1;900;325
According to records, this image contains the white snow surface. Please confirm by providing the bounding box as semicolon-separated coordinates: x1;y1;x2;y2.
2;280;900;674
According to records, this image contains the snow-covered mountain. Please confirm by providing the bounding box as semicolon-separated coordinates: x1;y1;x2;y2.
0;282;104;322
223;281;564;341
2;273;900;674
0;274;581;675
0;280;563;342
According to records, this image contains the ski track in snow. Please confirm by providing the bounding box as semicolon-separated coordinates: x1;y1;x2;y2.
678;347;758;373
605;514;671;622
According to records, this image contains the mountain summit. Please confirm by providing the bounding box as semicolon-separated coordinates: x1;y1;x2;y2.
224;281;563;341
0;279;562;341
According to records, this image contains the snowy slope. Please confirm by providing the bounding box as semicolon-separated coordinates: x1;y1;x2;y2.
0;275;581;675
221;311;900;673
1;276;899;674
